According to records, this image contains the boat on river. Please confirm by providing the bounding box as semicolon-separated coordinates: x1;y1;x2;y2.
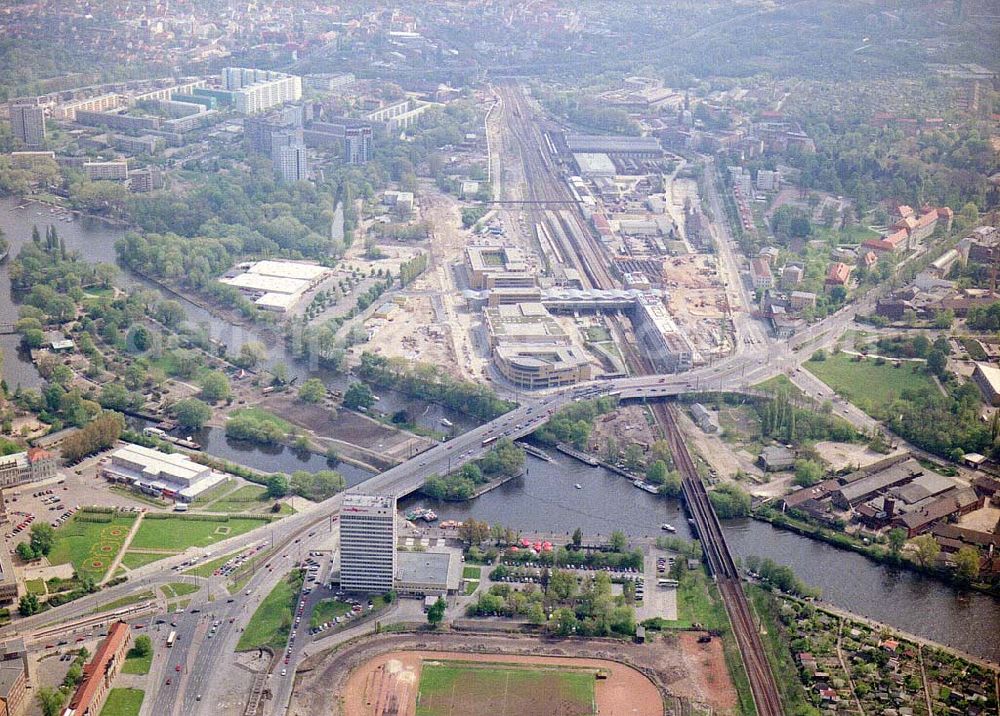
574;483;582;489
660;523;676;533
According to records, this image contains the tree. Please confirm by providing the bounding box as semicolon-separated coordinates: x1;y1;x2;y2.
609;530;627;552
18;593;40;616
527;602;546;625
457;518;490;545
926;350;947;377
571;527;583;547
238;341;267;370
155;300;186;329
953;546;980;582
29;523;55;556
887;528;907;557
173;398;212;430
343;382;374;410
623;444;644;471
297;378;326;403
793;459;824;487
36;686;64;716
199;371;231;402
132;634;152;658
266;474;290;499
548;570;577;601
912;534;940;567
15;542;36;561
646;460;669;485
270;362;290;386
426;596;446;627
550;607;578;636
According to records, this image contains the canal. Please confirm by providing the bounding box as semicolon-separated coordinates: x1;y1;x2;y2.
403;450;1000;663
2;198;998;663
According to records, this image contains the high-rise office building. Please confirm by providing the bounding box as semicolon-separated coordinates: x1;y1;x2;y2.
274;143;308;183
10;104;45;147
339;494;396;593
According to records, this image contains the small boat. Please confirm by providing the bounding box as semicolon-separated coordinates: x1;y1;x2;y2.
440;418;453;428
574;483;582;490
423;510;438;522
660;523;676;533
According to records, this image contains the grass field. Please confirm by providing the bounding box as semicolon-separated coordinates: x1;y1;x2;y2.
99;688;144;716
48;515;137;582
129;516;269;552
417;661;596;716
462;566;481;579
121;644;153;675
94;591;155;614
121;551;175;570
160;582;199;599
805;352;937;415
183;550;241;577
236;570;303;652
206;485;294;514
310;598;351;628
229;407;294;433
25;579;46;596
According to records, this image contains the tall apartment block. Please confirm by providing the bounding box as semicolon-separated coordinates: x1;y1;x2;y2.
10;104;45;146
222;67;302;114
274;143;308;183
339;494;397;593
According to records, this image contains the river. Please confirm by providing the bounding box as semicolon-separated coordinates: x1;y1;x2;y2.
2;198;997;663
402;450;1000;663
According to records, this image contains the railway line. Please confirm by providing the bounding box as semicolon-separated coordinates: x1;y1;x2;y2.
653;402;784;716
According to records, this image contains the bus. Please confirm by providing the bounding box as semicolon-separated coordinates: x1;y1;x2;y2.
166;631;177;648
481;435;500;447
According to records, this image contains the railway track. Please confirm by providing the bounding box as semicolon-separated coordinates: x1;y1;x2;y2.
653;402;784;716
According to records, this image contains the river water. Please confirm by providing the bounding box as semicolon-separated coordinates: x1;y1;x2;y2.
403;450;1000;663
2;198;997;663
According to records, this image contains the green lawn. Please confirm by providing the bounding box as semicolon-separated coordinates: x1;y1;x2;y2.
417;662;595;716
48;515;137;582
805;352;938;415
461;566;482;580
99;688;144;716
121;645;153;675
160;582;199;599
183;550;242;578
236;570;304;652
129;517;269;552
229;407;293;433
121;551;176;570
310;599;352;628
190;479;236;506
206;485;293;514
25;579;46;596
753;374;805;398
93;591;156;614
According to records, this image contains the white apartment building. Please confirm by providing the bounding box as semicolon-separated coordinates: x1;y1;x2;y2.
339;494;397;593
222;68;302;114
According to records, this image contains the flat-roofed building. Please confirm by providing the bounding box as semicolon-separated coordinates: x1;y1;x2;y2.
565;134;662;156
465;245;534;290
972;362;1000;406
10;151;56;170
222;68;302;114
494;345;593;389
339;494;397;594
100;444;226;502
484;303;569;348
0;448;57;488
486;287;543;307
395;551;460;597
10;104;45;147
54;94;123;121
750;258;773;289
0;549;18;606
83;161;128;182
219;260;331;313
574;153;616;177
64;621;131;716
630;294;694;373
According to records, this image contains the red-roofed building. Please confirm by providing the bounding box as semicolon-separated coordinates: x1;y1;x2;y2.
859;251;878;270
825;262;852;293
937;206;953;231
911;208;939;242
0;448;57;488
63;621;131;716
896;205;915;219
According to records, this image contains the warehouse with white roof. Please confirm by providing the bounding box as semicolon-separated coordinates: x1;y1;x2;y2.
219;259;332;313
100;444;227;501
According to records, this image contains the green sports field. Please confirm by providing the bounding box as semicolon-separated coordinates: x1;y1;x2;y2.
416;661;596;716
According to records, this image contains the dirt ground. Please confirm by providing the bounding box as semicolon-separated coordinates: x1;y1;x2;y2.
293;630;739;716
588;405;659;458
675;408;763;483
958;505;1000;532
364;294;454;368
342;650;662;716
813;440;905;471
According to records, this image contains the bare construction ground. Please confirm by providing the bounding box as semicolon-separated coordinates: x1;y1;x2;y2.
662;254;730;361
292;631;737;716
588;405;659;459
364;293;454;368
813;440;906;471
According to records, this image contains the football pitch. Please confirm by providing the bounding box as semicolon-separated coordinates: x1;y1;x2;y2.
416;660;597;716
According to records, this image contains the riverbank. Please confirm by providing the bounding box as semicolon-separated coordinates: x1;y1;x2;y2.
753;506;999;596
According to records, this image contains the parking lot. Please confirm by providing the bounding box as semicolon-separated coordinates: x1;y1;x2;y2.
636;549;678;621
